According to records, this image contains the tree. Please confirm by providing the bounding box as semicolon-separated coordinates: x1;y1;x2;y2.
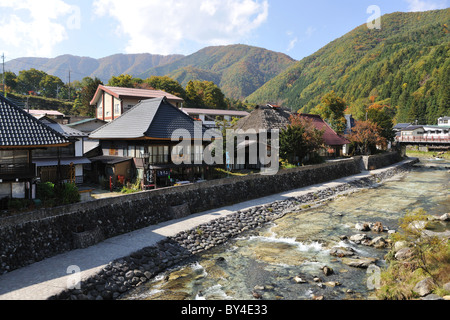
40;74;65;98
185;80;227;109
280;115;324;165
73;77;103;117
366;104;396;143
144;76;186;99
107;74;136;88
1;71;17;92
347;120;387;155
16;68;48;94
315;91;347;134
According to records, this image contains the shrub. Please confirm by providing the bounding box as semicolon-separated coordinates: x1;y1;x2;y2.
55;183;80;205
36;182;55;201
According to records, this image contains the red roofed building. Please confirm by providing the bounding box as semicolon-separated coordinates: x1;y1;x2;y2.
299;114;350;157
90;85;185;122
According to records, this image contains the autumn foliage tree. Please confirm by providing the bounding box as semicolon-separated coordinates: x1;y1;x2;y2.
347;120;387;155
315;91;347;134
280;115;324;165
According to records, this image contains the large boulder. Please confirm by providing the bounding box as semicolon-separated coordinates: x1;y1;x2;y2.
394;247;414;261
341;257;377;268
414;277;435;297
330;246;356;257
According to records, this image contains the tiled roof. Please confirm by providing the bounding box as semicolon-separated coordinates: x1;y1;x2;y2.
0;94;70;148
299;114;350;146
90;85;184;105
90;97;210;140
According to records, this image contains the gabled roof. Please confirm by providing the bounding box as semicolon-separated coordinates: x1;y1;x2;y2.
299;114;350;146
0;94;70;149
90;85;184;106
89;97;211;140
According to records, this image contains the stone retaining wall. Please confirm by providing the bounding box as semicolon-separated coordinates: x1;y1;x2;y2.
0;153;401;275
51;159;417;300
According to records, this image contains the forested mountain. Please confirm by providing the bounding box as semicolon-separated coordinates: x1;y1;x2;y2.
5;53;184;83
246;9;450;124
139;44;296;100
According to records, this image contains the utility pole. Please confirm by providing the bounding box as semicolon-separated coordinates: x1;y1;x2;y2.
68;69;71;101
2;53;5;96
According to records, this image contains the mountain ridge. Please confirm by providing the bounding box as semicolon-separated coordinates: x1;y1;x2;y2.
246;8;450;124
5;44;296;101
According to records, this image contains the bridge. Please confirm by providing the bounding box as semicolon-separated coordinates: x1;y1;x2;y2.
396;136;450;155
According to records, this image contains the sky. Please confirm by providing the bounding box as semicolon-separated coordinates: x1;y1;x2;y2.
0;0;449;64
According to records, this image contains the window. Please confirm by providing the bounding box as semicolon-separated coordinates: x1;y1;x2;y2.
0;150;28;165
114;103;121;115
97;103;103;118
148;146;170;164
128;145;135;158
194;145;203;163
109;148;118;156
136;146;145;158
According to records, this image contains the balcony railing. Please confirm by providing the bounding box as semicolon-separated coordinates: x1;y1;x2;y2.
0;163;36;179
397;136;450;143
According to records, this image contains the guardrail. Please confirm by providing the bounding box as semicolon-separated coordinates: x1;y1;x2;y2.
397;136;450;143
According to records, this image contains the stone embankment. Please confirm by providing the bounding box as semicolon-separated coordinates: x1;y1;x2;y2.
50;160;417;300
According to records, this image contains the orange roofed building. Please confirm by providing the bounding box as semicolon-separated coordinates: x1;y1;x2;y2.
90;85;185;122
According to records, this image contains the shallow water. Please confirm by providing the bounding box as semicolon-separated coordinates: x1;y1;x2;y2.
123;159;449;301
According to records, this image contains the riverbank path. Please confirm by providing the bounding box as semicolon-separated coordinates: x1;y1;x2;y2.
0;160;413;300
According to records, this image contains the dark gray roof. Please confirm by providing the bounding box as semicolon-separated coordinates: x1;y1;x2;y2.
90;97;212;140
46;123;88;138
0;94;70;148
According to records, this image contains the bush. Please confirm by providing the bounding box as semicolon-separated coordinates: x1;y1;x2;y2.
7;198;33;212
55;183;80;205
36;182;80;206
36;182;55;201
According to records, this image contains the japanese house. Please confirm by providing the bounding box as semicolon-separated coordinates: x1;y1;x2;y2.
0;94;70;201
89;97;217;189
90;85;185;122
31;117;91;184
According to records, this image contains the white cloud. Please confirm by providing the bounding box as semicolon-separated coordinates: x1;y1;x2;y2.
93;0;269;55
405;0;449;12
0;0;78;57
305;26;317;38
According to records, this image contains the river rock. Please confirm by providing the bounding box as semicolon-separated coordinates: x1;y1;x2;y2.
355;223;370;231
293;276;307;284
322;266;334;276
443;282;450;292
330;246;356;257
414;277;435;297
439;213;450;221
341;257;377;268
371;222;384;233
395;247;414;261
393;241;408;253
349;234;370;243
370;236;387;248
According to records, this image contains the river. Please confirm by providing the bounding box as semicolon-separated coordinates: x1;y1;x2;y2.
122;158;450;301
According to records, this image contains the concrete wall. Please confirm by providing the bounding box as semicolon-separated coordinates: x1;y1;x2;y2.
0;153;401;275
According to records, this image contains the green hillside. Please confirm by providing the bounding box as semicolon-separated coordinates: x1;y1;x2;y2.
139;44;296;100
246;9;450;124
